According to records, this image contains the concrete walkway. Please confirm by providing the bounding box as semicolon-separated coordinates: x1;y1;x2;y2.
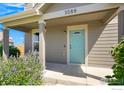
44;63;113;85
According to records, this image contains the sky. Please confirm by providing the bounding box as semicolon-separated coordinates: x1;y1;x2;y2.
0;3;25;45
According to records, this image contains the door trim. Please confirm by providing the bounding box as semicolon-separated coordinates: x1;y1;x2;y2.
67;24;88;65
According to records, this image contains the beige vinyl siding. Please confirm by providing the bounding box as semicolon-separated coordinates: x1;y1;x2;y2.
45;19;118;67
25;31;32;53
45;25;67;64
88;17;118;68
39;14;118;67
45;21;98;64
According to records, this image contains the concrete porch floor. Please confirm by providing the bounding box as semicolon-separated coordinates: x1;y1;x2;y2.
44;63;113;85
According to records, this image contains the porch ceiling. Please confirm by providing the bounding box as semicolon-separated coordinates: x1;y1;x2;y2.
10;22;39;32
46;8;117;26
0;11;40;32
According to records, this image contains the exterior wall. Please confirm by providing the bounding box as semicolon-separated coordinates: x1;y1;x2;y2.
46;25;67;63
45;3;92;13
25;31;32;53
45;17;118;67
88;16;118;67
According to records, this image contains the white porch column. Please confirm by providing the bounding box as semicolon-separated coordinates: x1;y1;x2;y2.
39;20;46;70
2;27;9;60
24;31;32;54
118;10;124;42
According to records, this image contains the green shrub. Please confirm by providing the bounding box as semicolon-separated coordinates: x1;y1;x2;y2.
0;53;43;85
105;40;124;85
0;45;2;56
0;45;20;57
9;46;20;57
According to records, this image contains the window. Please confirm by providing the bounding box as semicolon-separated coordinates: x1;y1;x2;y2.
33;32;39;52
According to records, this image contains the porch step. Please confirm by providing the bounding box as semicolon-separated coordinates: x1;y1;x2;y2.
88;62;114;68
44;76;86;85
43;70;87;85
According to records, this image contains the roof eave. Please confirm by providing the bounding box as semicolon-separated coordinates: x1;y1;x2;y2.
0;9;42;23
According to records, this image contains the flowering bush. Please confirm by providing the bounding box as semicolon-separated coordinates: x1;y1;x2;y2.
0;54;43;85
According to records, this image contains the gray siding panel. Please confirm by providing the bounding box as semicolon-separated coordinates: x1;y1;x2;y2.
88;23;118;68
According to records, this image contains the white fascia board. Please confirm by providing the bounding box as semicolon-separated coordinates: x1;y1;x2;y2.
0;9;42;23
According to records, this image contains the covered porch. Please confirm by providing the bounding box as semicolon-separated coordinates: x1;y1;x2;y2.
0;4;124;85
0;7;122;67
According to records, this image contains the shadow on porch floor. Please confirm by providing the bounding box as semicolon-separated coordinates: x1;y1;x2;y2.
46;62;86;78
44;62;113;85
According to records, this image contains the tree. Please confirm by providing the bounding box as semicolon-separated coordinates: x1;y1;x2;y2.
0;44;20;57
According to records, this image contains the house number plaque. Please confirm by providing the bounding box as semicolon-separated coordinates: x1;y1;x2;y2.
65;8;77;15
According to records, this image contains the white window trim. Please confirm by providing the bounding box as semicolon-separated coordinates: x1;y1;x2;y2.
32;29;39;52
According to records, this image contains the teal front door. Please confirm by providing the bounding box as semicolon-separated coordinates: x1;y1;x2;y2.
69;29;85;64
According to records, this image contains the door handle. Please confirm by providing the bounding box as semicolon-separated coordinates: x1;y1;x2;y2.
70;44;71;49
